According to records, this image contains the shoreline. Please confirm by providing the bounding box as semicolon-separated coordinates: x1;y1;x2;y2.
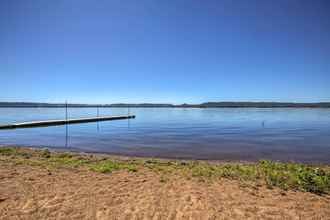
1;144;329;166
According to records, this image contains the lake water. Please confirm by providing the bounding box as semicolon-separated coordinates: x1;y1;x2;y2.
0;108;330;164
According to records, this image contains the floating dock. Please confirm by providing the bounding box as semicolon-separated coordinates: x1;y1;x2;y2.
0;115;135;130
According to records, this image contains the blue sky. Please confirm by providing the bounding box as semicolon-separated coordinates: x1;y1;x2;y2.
1;0;329;104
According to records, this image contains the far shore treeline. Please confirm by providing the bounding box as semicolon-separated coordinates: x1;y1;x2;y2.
1;102;330;108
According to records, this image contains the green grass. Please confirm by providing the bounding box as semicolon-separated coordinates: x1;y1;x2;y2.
47;156;88;168
139;159;330;194
259;160;330;194
89;160;137;173
0;147;88;168
1;147;329;194
185;160;330;194
0;147;17;155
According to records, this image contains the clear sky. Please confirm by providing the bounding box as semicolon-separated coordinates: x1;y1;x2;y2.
1;0;329;104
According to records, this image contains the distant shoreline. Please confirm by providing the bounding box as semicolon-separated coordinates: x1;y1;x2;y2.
1;101;330;108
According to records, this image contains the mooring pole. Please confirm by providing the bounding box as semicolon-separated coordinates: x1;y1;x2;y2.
127;105;130;129
65;101;68;121
97;106;100;131
65;100;68;147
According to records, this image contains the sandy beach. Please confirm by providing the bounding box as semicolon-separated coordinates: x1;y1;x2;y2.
0;147;329;220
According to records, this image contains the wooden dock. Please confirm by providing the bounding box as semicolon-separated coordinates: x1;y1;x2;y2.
0;115;135;130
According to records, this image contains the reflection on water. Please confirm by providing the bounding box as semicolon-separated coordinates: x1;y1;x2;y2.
0;108;330;164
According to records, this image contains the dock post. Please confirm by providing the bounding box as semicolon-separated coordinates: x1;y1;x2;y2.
65;101;68;147
65;101;68;121
127;106;131;128
97;107;100;131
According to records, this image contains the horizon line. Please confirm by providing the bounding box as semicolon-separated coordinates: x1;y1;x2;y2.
1;101;330;105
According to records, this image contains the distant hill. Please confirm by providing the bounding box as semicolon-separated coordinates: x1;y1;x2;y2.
0;102;93;108
199;102;330;108
0;102;330;108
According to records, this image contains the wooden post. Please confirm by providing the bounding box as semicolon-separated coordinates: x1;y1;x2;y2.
65;101;68;121
65;100;68;147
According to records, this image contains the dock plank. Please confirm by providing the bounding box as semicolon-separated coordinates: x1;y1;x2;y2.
0;115;135;129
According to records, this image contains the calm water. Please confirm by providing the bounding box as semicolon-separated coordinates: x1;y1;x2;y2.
0;108;330;164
